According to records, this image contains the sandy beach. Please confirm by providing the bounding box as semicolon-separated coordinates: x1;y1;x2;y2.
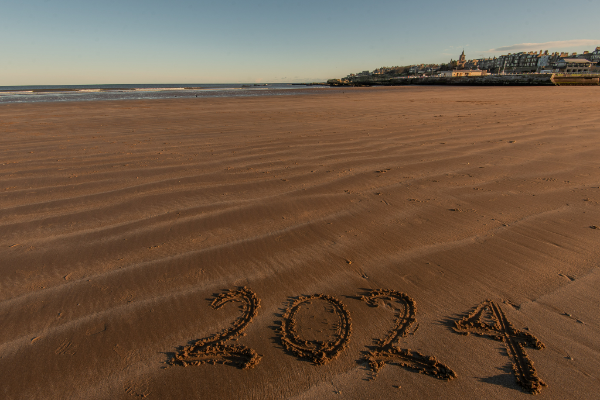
1;86;599;399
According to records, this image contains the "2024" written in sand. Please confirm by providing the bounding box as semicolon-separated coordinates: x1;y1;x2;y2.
167;287;546;395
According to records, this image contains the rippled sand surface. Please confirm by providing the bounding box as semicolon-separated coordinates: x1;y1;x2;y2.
1;87;599;399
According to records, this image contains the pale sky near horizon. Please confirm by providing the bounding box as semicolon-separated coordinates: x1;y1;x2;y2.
2;0;599;85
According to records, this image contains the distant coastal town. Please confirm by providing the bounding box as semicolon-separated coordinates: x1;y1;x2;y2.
328;46;600;86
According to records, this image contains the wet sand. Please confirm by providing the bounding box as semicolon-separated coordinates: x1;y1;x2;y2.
1;87;599;399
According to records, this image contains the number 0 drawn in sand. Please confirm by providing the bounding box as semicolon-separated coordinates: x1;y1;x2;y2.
361;289;456;381
279;294;352;365
169;287;261;369
454;300;546;394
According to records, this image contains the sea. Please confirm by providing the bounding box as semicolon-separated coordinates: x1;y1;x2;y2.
0;83;329;104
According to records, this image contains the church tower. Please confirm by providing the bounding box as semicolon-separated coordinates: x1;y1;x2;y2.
457;50;466;69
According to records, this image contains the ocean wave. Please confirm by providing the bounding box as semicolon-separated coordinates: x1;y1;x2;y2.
0;84;326;104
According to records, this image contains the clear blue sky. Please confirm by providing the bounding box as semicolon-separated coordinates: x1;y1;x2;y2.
1;0;599;85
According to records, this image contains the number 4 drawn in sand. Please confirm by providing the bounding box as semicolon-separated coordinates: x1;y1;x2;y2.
454;300;546;394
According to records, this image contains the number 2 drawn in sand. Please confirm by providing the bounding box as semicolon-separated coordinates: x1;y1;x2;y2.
168;287;262;369
361;289;457;381
279;294;352;365
454;300;546;394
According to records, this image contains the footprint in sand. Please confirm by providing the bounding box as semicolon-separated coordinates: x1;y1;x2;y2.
124;378;151;398
55;339;77;356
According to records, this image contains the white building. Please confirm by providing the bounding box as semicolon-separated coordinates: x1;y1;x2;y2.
556;58;595;73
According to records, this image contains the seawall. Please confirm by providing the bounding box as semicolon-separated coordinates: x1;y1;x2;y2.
328;74;600;87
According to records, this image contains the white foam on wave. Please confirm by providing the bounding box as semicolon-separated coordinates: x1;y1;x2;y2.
134;87;186;91
0;91;34;95
132;87;239;92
